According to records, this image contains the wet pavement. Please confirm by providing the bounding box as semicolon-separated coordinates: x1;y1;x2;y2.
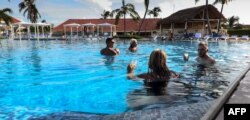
215;70;250;120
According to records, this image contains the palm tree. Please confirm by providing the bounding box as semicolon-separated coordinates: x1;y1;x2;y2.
138;0;149;34
228;16;239;29
111;0;140;34
0;8;13;25
19;0;41;23
213;0;232;33
195;0;212;34
148;7;162;18
101;10;112;19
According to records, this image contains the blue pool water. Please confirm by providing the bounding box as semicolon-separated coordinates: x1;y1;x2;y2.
0;39;250;119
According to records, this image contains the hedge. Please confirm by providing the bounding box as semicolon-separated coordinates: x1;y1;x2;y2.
227;29;250;36
113;35;144;39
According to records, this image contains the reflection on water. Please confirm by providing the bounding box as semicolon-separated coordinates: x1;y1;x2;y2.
102;56;115;66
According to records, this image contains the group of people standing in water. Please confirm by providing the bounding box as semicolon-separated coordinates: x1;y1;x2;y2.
100;37;215;89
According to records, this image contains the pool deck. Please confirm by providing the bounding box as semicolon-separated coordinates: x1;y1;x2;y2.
214;69;250;120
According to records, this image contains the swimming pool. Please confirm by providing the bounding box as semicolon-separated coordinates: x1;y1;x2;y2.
0;39;250;119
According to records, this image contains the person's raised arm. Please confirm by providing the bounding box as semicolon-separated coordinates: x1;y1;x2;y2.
127;63;136;79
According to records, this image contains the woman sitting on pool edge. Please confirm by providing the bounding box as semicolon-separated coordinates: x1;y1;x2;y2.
127;49;179;88
128;38;137;52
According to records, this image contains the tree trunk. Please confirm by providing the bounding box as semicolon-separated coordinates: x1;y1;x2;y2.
206;0;212;35
138;10;148;35
217;3;224;33
124;15;126;34
123;0;126;35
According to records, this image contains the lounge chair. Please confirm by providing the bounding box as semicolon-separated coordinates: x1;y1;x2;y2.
228;35;238;41
240;35;249;40
217;35;228;41
194;32;202;41
203;35;212;41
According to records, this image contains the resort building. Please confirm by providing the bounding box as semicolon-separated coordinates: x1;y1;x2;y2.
158;5;226;37
53;19;160;37
1;16;53;40
0;16;20;38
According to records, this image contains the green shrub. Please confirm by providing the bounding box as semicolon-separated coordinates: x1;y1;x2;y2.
227;29;250;36
113;35;144;40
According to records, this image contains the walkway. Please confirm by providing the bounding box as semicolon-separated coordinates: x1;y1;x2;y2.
215;70;250;120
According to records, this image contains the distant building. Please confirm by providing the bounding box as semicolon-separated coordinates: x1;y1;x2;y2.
0;16;21;37
53;19;160;36
158;5;226;37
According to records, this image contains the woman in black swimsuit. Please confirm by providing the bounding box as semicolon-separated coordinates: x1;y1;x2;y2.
127;49;179;91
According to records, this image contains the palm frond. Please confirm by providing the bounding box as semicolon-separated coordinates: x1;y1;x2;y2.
0;8;12;25
126;3;135;10
18;2;26;12
2;8;13;14
195;0;200;4
115;12;122;25
128;9;140;21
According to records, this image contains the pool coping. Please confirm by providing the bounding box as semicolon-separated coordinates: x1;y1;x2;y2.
201;63;250;120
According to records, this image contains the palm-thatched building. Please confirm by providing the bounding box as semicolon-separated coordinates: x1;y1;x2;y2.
158;5;226;37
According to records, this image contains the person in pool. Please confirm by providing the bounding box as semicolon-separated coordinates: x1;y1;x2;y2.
127;49;179;88
196;42;215;65
128;38;137;52
100;37;120;56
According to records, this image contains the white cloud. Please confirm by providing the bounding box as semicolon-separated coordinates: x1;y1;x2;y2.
76;0;113;11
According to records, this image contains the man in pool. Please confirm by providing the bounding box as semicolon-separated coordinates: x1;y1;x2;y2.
196;42;215;65
128;38;137;52
100;37;120;56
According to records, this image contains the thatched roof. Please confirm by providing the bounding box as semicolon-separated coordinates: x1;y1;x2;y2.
159;5;226;24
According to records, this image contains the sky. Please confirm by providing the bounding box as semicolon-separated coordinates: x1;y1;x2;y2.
1;0;250;26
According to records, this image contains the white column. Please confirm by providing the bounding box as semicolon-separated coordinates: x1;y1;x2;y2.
34;25;37;39
19;24;21;41
81;26;83;37
6;29;9;38
77;27;79;38
11;25;14;39
110;26;113;37
160;24;162;36
42;26;44;38
97;26;99;36
217;19;220;33
49;25;52;38
28;26;31;40
185;21;187;29
70;27;72;38
64;26;66;38
37;25;40;40
83;26;85;37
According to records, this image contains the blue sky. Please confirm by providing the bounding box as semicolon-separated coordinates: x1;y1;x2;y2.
1;0;249;26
